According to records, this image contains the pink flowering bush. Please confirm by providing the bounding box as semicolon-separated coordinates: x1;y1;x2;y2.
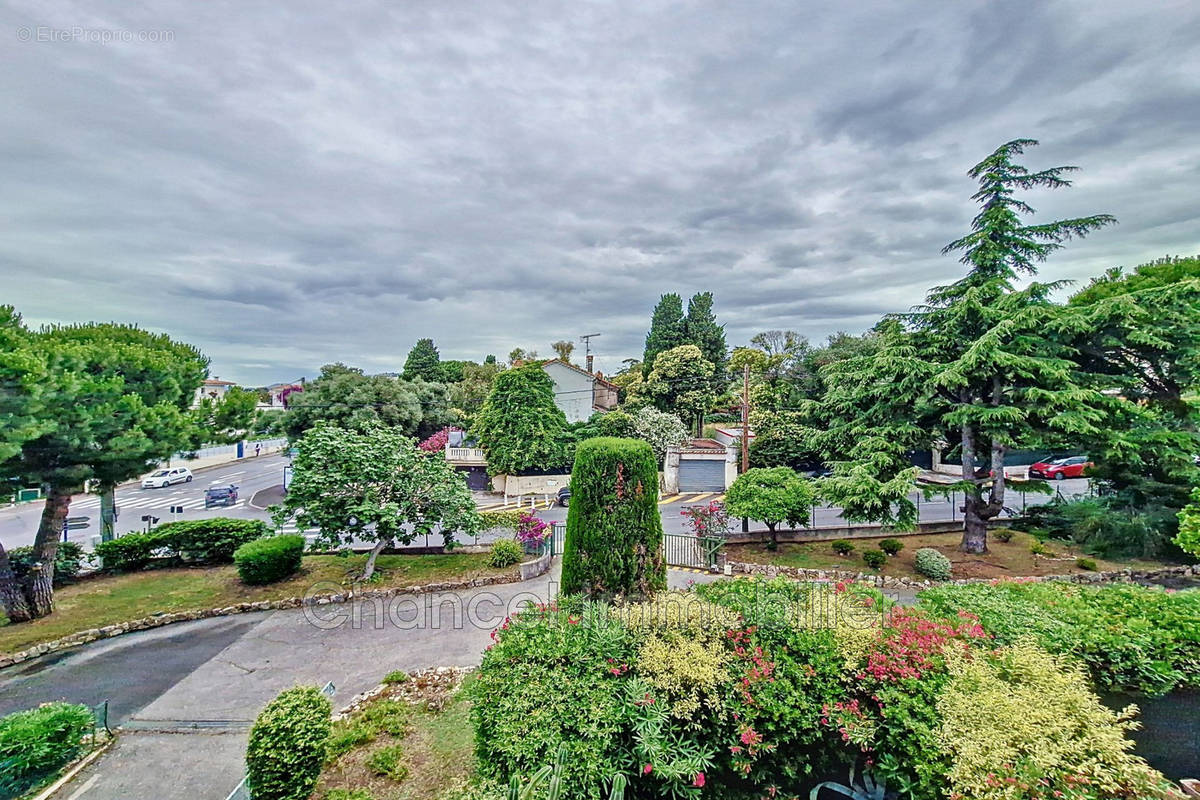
679;500;730;539
417;426;463;453
515;511;549;547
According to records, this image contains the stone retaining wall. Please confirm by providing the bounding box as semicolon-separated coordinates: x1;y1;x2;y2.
0;552;553;671
728;560;1200;591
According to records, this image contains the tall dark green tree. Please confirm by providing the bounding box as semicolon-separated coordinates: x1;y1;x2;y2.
472;364;569;475
820;139;1117;553
403;338;442;381
642;293;686;377
684;291;728;390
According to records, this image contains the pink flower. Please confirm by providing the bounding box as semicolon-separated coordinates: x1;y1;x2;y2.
692;772;706;788
643;764;653;775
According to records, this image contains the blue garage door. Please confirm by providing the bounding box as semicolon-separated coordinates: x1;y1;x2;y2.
678;458;725;492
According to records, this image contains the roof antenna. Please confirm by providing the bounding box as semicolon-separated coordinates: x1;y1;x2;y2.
580;333;601;373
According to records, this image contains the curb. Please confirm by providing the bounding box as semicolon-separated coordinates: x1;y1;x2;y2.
0;553;553;672
30;734;115;800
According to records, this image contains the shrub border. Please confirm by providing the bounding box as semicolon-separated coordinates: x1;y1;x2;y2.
0;553;551;671
727;560;1200;590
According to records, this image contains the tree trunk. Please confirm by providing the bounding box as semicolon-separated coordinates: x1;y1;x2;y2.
99;484;117;542
20;485;74;619
360;537;392;582
959;418;989;554
0;542;34;623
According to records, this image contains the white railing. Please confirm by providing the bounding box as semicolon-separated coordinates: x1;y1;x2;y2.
445;446;487;464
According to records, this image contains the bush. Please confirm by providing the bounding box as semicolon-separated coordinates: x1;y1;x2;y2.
991;528;1015;543
0;702;95;797
1029;540;1050;556
382;670;408;685
862;550;887;570
918;581;1200;695
1076;557;1098;571
234;535;305;585
561;438;665;597
246;686;332;800
479;509;525;532
489;539;523;568
914;548;952;581
1020;496;1183;559
878;538;904;556
831;539;855;556
723;467;816;538
94;531;166;572
366;743;408;780
6;541;89;587
154;518;269;563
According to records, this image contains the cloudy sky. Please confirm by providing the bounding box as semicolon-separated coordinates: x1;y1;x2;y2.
2;1;1198;385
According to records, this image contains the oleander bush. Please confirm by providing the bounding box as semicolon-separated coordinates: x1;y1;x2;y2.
561;438;665;598
918;580;1200;695
913;547;952;581
472;577;1171;800
246;686;332;800
489;538;523;568
0;702;95;797
93;517;269;572
6;541;89;587
234;535;305;585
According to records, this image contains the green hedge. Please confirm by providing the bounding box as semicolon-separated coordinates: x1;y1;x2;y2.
479;509;525;531
560;437;665;597
245;686;332;800
914;547;952;581
234;535;305;585
489;539;523;568
6;541;88;587
0;702;94;797
94;518;270;572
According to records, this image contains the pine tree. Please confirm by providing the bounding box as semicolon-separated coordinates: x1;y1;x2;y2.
403;338;442;381
819;139;1116;553
684;291;728;389
642;293;686;377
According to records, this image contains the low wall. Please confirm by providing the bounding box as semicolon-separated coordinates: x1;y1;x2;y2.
725;520;965;544
495;473;570;498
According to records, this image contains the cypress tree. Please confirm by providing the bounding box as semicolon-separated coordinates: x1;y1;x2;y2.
403;338;442;381
684;291;728;388
560;437;666;597
642;293;686;376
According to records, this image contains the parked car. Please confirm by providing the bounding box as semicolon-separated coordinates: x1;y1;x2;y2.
556;486;570;507
204;485;239;508
1028;456;1092;480
141;467;193;488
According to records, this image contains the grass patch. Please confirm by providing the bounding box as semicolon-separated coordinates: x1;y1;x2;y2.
0;553;511;656
316;670;478;800
726;529;1170;581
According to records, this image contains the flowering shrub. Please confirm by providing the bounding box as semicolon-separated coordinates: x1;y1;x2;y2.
418;426;463;453
679;501;730;539
472;576;1173;800
515;511;549;547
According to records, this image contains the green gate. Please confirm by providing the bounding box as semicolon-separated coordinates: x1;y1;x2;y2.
661;534;723;569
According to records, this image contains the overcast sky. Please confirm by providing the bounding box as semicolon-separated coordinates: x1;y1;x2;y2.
2;1;1198;385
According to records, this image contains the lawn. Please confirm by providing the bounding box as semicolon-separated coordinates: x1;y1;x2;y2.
725;529;1170;581
0;553;510;656
316;669;478;800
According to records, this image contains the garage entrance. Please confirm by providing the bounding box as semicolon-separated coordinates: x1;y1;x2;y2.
677;458;725;492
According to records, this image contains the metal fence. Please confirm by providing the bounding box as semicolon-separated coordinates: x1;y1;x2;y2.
662;533;723;568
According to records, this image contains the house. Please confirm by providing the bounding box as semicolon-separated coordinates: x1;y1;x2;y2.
193;377;236;407
541;359;619;422
258;381;303;411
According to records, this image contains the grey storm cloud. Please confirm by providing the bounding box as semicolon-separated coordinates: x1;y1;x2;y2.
1;0;1198;385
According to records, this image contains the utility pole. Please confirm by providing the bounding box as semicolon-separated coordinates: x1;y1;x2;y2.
740;363;750;533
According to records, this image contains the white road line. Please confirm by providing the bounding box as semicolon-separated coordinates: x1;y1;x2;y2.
66;773;100;800
222;471;245;476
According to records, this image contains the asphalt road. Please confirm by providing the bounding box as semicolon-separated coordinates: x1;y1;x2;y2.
0;454;291;552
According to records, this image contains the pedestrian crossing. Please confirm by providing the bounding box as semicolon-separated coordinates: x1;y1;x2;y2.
476;498;555;513
658;492;724;506
70;494;245;511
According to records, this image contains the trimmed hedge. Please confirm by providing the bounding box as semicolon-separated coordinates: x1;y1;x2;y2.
94;518;270;572
0;702;94;797
561;437;665;597
862;549;887;570
245;686;332;800
914;547;953;581
489;539;523;568
234;535;305;585
479;509;525;531
6;541;88;587
879;538;904;556
831;539;855;556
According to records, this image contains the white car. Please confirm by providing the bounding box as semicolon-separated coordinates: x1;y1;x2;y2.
141;467;194;488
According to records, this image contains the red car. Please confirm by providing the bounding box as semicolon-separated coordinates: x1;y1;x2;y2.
1028;456;1092;480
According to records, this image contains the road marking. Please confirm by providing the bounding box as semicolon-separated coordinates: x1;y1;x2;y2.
658;494;684;505
221;471;245;477
66;774;100;800
686;492;715;503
